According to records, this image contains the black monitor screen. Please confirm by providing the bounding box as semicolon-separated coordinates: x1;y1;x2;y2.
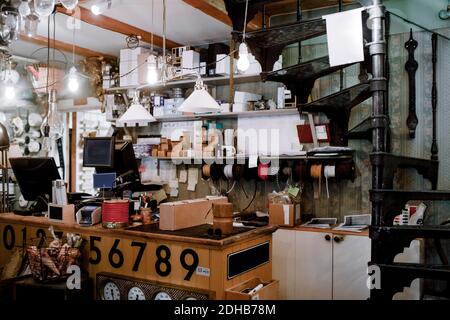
10;157;61;202
83;137;114;168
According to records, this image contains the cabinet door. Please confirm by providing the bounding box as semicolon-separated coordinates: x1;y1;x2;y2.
332;235;371;300
272;229;297;299
295;231;333;300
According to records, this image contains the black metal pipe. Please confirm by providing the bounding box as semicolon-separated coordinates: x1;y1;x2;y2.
297;0;302;64
431;33;439;161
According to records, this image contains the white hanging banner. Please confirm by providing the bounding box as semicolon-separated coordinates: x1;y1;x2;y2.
323;8;365;67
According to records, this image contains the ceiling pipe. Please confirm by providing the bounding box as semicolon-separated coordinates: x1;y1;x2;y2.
439;0;450;20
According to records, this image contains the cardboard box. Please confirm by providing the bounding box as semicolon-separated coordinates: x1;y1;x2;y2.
182;50;200;76
269;203;301;227
159;196;228;231
225;277;279;300
234;91;262;104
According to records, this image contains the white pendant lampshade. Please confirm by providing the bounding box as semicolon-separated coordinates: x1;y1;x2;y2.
117;93;156;127
178;76;221;113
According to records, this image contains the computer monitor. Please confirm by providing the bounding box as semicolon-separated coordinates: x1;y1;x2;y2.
83;137;115;168
83;138;140;187
10;157;61;212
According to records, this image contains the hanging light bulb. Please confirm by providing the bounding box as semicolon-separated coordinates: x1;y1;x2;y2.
91;0;111;15
146;54;158;85
18;0;31;17
4;83;15;100
34;0;56;18
67;66;79;92
237;42;250;72
178;74;221;113
60;0;78;10
117;91;156;127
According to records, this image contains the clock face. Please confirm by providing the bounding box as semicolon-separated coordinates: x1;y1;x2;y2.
103;282;121;300
128;287;146;300
154;291;172;300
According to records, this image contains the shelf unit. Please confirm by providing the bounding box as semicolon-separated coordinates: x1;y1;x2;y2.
104;74;263;93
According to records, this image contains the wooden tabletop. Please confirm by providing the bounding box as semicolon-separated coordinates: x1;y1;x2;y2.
0;213;278;247
279;225;369;237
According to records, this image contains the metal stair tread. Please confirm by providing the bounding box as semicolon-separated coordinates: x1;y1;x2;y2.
233;17;326;48
261;56;354;84
299;82;371;113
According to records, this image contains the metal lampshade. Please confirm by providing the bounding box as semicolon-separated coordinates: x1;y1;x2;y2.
0;122;9;150
178;77;221;113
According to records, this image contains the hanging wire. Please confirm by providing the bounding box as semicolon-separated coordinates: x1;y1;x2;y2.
150;0;154;53
242;0;249;42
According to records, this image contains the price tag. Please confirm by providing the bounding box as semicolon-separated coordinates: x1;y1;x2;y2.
249;155;258;168
288;187;300;197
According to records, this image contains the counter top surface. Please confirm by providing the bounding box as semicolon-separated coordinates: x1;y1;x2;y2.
280;225;369;236
0;213;277;247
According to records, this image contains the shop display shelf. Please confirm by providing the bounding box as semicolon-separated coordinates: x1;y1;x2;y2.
104;74;262;93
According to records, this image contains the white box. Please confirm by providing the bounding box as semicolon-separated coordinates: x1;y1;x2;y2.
153;106;164;117
119;61;129;87
182;50;200;76
234;91;262;104
232;103;247;112
220;103;231;113
200;62;206;75
216;54;237;75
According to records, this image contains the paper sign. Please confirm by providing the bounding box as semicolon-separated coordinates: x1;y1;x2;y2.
179;169;187;183
249;155;258;168
323;8;365;67
170;188;179;197
187;182;197;192
188;167;199;184
169;179;179;189
315;125;328;140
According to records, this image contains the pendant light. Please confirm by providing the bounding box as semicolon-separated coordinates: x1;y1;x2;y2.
117;91;156;127
91;0;112;15
34;0;56;18
178;74;221;113
237;0;251;72
60;0;79;11
18;0;31;17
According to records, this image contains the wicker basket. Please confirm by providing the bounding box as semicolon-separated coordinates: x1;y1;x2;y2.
26;237;82;283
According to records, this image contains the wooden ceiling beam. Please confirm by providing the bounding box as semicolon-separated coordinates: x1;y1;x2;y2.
20;33;116;59
182;0;262;31
56;6;182;49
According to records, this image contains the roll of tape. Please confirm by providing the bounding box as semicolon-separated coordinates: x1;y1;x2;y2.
310;164;322;199
258;163;269;181
324;165;336;199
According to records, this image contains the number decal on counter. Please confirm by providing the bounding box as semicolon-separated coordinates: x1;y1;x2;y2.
131;241;146;272
36;229;46;248
3;225;15;250
89;236;102;264
108;239;124;269
21;227;27;247
155;245;171;277
180;249;199;281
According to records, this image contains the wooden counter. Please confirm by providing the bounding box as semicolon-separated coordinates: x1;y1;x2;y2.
0;213;277;300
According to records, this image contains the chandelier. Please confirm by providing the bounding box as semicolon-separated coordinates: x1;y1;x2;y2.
0;0;80;54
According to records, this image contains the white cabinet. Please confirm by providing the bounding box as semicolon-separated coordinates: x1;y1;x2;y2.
273;229;371;300
295;231;333;299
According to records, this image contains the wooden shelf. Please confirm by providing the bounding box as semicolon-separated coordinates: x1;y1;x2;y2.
144;154;352;162
154;108;299;122
104;74;262;93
